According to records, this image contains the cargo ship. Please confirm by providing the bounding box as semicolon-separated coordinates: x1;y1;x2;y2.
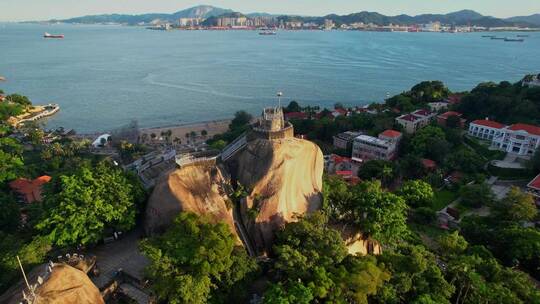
44;32;64;39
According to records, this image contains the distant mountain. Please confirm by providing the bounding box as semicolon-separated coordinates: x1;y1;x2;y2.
506;14;540;26
312;10;518;27
57;5;232;25
50;6;537;28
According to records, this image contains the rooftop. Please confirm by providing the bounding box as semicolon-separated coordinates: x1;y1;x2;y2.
9;175;52;203
471;119;505;129
508;123;540;136
438;111;462;119
397;113;422;122
355;134;392;147
528;173;540;190
379;129;402;138
412;109;433;117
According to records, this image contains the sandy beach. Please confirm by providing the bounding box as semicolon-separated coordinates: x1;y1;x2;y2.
140;119;231;143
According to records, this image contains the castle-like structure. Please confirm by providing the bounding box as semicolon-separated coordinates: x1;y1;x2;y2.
251;107;294;140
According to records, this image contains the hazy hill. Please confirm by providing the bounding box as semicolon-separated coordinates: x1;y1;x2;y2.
51;6;537;28
506;14;540;26
57;5;232;25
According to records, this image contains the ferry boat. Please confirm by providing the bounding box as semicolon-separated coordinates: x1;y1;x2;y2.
44;32;64;39
504;38;524;42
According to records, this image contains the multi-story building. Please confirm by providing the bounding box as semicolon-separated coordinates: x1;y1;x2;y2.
324;19;335;30
352;130;402;162
468;120;540;156
178;18;202;27
333;131;363;150
395;109;436;133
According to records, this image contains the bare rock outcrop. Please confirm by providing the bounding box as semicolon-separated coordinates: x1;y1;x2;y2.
34;264;104;304
144;164;237;240
230;137;324;254
332;224;382;256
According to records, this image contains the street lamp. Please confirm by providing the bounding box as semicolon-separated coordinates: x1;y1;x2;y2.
277;91;283;108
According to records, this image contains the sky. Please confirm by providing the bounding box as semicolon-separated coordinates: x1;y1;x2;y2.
0;0;539;22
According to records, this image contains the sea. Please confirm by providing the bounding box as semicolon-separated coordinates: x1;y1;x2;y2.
1;23;539;133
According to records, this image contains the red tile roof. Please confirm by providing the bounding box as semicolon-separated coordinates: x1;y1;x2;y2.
334;108;348;115
438;111;462;119
399;114;421;122
413;109;432;117
421;158;437;169
332;154;352;164
508;123;540;136
379;130;402;138
529;174;540;190
284;112;308;120
9;176;51;203
471;119;505;129
336;170;353;176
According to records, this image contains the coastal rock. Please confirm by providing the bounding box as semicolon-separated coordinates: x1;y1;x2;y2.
332;224;382;256
34;264;104;304
230;137;324;254
144;164;238;240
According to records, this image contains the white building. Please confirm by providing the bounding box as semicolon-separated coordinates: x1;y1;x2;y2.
395;109;436;134
468;120;540;156
333;131;363;150
352;130;402;162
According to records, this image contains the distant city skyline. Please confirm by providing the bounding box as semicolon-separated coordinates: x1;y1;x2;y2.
0;0;539;22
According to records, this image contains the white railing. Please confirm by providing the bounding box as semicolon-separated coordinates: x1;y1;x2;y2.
221;134;247;161
176;155;218;168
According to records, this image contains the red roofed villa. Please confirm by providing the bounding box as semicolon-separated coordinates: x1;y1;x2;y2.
9;175;51;204
437;111;466;128
469;119;540;156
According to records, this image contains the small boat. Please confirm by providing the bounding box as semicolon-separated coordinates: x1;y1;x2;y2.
504;38;524;42
490;37;506;40
517;34;529;37
259;29;277;35
44;32;64;39
481;35;495;38
0;76;5;81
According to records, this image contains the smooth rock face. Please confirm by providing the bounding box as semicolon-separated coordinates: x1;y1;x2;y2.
232;138;324;254
144;164;237;239
34;264;104;304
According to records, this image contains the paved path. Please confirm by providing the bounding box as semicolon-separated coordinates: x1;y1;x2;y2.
90;230;149;289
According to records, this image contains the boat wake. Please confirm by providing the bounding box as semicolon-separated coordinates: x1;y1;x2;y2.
143;74;255;100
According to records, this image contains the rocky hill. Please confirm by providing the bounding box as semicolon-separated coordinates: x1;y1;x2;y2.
144;163;238;241
34;264;103;304
230;137;323;254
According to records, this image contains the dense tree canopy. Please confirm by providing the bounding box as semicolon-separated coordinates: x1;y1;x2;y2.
266;212;390;303
398;180;434;208
37;162;142;246
141;213;258;304
456;81;540;125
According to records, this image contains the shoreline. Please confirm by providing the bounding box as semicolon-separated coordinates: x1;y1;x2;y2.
139;119;231;143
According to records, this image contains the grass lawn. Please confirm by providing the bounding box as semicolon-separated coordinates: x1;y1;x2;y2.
463;135;506;161
432;190;458;211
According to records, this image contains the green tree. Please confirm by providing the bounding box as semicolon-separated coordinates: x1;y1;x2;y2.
230;111;252;130
7;94;32;107
37;162;139;246
398;180;434;208
459;183;494;208
352;181;409;244
438;231;468;256
264;282;313;304
0;149;23;183
140;213;258;304
285;101;302;113
0;193;20;233
358;160;396;187
374;244;454;304
410;126;449;162
269;212;389;303
496;187;537;222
